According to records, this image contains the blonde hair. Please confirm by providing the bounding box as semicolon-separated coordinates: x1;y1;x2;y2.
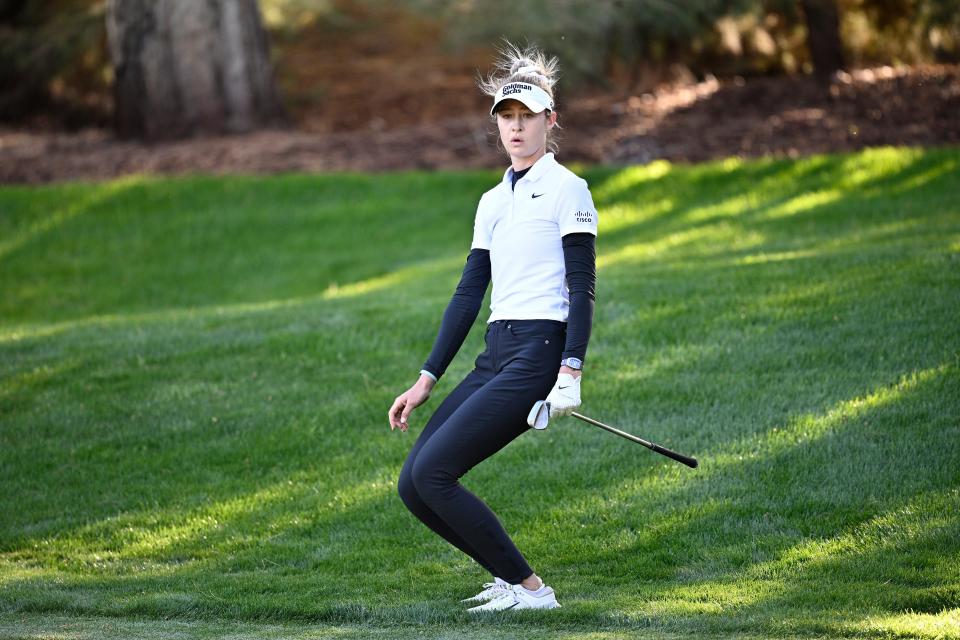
479;41;562;154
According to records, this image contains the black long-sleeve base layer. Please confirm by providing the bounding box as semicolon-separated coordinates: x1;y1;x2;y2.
559;232;596;362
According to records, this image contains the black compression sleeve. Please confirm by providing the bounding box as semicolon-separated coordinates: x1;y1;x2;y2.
562;233;596;362
422;248;491;380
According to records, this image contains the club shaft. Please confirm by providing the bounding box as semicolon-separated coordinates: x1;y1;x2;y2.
570;412;699;469
571;412;652;446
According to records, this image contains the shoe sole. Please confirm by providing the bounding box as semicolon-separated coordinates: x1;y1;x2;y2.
467;600;561;612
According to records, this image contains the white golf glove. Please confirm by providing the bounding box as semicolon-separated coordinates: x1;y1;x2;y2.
545;373;581;418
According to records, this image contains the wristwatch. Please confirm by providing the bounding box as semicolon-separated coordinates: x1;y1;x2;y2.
560;357;583;370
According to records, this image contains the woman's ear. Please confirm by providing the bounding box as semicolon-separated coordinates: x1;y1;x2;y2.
546;111;558;129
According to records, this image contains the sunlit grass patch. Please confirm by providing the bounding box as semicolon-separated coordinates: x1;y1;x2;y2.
856;608;960;639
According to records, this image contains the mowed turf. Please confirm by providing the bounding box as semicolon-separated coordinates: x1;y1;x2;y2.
0;147;958;639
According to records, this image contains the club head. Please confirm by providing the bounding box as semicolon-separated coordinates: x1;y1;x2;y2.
527;400;550;430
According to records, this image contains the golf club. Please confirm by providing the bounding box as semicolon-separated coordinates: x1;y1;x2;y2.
527;400;699;469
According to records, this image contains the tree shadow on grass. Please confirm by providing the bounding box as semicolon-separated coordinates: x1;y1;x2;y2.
1;149;958;632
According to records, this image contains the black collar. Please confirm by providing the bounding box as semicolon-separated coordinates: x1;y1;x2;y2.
510;166;532;191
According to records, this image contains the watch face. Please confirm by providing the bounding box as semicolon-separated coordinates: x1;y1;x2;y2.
562;358;583;370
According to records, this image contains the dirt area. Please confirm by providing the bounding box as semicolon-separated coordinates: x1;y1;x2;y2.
1;64;957;184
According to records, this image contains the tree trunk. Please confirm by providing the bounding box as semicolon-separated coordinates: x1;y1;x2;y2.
799;0;845;77
106;0;286;140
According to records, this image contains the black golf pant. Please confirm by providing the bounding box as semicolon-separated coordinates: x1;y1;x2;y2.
398;319;565;584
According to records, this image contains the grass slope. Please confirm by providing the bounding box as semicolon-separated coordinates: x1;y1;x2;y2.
1;147;958;639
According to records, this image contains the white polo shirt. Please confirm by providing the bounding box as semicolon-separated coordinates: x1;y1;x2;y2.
471;152;599;322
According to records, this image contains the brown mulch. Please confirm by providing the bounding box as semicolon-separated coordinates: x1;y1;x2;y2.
1;65;957;184
599;64;960;165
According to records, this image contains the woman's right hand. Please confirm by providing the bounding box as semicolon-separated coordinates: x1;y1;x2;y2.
388;374;435;432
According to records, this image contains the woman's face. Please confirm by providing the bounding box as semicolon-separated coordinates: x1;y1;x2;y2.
496;100;556;168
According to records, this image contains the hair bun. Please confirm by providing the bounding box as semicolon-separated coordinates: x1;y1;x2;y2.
511;58;536;75
478;41;560;97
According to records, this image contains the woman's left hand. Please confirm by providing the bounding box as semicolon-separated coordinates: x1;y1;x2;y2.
545;370;582;418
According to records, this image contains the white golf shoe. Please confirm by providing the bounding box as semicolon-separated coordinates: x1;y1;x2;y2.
466;582;561;612
461;577;511;603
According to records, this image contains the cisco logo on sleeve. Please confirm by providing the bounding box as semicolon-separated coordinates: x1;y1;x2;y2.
575;210;593;223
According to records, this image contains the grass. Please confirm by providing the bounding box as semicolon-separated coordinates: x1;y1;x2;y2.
0;147;958;639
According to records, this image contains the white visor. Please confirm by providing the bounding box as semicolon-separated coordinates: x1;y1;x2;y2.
490;82;555;116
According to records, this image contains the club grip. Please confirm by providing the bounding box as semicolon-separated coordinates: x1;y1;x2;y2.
650;443;699;468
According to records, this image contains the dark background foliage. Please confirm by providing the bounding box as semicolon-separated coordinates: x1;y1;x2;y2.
2;0;957;130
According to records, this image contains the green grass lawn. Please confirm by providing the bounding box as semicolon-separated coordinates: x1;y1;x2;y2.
1;147;958;640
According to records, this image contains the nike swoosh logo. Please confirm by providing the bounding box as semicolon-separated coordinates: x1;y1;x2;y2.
558;385;571;390
531;193;545;198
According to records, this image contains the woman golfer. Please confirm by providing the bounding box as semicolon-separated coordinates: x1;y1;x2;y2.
388;43;598;612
